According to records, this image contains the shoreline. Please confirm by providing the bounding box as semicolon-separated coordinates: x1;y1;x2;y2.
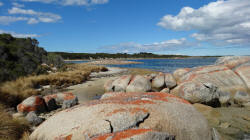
64;56;220;62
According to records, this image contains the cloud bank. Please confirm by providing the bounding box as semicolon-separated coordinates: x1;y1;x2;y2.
102;38;190;53
20;0;109;6
157;0;250;46
0;30;39;38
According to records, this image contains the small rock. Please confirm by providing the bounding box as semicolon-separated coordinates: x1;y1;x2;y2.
126;75;151;92
242;116;250;121
25;112;44;126
160;88;170;93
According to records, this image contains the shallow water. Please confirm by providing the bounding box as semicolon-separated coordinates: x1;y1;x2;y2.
67;57;218;73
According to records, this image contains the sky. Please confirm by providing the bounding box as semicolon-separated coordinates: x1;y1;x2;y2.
0;0;250;56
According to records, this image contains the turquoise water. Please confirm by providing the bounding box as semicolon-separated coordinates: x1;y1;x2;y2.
67;57;218;73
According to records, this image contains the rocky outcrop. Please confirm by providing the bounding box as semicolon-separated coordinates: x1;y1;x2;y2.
104;74;177;93
215;56;250;69
30;92;212;140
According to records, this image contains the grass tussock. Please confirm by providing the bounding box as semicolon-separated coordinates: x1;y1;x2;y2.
0;104;30;140
0;64;107;107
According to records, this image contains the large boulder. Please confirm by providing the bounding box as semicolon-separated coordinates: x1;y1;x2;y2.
126;75;151;92
172;82;220;105
30;92;212;140
165;73;177;89
172;65;248;100
151;73;165;91
17;95;46;114
112;75;132;92
215;56;250;69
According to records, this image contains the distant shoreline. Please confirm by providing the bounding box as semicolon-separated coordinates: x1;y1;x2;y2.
64;56;220;62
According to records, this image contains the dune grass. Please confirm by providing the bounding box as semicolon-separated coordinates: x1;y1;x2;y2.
0;104;30;140
0;64;107;107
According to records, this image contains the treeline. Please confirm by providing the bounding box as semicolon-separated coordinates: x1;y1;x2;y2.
49;52;190;60
0;34;64;83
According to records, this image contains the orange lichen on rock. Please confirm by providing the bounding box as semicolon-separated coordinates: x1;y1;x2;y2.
63;93;76;100
106;107;148;116
92;129;153;140
55;134;72;140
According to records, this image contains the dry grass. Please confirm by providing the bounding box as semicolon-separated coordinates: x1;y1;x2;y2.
0;104;30;140
128;68;158;75
0;64;107;107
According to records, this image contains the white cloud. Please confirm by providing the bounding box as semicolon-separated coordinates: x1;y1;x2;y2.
0;29;39;38
20;0;109;6
102;38;190;53
157;0;250;46
0;2;3;6
0;16;28;25
12;2;25;8
8;7;61;24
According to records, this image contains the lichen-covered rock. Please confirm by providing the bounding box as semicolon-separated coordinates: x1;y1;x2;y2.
165;73;177;88
152;73;165;91
172;82;220;105
44;92;78;106
126;75;151;92
173;68;190;83
160;88;170;93
215;56;250;69
112;75;132;92
30;92;212;140
91;129;175;140
234;91;250;107
25;112;44;126
62;96;78;109
172;65;248;100
17;96;46;114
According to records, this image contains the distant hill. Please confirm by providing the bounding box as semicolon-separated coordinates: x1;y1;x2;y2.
49;52;191;60
0;34;63;83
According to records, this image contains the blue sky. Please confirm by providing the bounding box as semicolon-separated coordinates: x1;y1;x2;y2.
0;0;250;56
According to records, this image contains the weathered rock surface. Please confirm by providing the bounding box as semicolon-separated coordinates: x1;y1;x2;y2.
172;82;220;105
215;56;250;69
234;91;250;107
151;73;165;91
30;92;212;140
173;68;190;83
234;64;250;89
171;64;248;104
112;75;132;92
103;79;114;92
126;75;151;92
165;73;177;89
91;129;175;140
17;95;46;114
